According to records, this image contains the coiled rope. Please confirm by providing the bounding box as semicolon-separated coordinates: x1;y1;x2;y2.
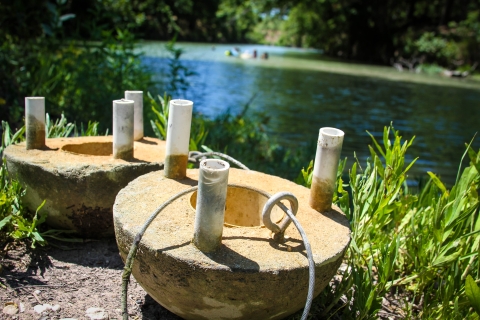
121;153;315;320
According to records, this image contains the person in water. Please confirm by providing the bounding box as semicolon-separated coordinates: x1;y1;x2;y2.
225;48;268;59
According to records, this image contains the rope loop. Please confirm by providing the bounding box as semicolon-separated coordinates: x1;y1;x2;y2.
262;192;298;235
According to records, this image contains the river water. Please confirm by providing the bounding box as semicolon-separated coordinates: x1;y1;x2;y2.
140;42;480;186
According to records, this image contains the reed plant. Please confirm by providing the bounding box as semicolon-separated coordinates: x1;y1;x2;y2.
295;124;480;319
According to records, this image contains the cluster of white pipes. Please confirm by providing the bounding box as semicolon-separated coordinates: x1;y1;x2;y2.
25;91;144;159
24;93;344;252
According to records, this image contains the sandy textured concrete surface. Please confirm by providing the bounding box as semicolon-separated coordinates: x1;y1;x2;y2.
114;168;350;319
5;136;165;237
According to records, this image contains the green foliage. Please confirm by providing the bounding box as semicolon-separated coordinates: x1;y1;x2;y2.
415;63;445;75
216;0;262;42
149;93;170;140
1;122;25;153
227;0;480;68
415;32;461;66
46;113;105;138
149;92;208;153
46;113;75;138
32;29;152;131
299;124;480;319
199;108;311;178
0;1;155;131
294;160;313;187
466;275;480;315
0;114;103;249
4;0;479;69
100;0;222;41
0;123;47;248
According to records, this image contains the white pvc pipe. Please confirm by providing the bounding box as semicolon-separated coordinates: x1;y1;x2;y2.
164;99;193;179
193;159;230;252
113;99;134;160
125;90;143;140
25;97;46;150
309;127;344;212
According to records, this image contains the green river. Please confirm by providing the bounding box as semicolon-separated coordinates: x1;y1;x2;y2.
140;42;480;186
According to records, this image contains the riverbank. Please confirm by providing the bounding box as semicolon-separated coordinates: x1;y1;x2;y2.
139;41;480;90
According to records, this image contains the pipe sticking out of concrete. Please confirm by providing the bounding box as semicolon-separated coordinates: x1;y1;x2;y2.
113;99;134;160
25;97;46;150
125;91;143;141
193;159;230;252
309;127;344;212
164;99;193;179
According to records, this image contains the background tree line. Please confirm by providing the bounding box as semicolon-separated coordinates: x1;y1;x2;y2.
3;0;479;67
1;0;479;128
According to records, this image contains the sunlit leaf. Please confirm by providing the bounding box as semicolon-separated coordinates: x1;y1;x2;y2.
466;275;480;315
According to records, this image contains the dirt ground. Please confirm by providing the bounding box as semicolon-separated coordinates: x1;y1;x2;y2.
0;239;403;320
0;239;182;320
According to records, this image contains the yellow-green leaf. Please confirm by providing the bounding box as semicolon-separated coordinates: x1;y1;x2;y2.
466;275;480;315
427;171;447;195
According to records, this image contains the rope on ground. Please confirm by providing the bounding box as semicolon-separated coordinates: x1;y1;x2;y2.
121;176;315;320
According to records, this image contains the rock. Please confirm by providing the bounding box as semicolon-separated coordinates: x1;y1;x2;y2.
19;302;25;313
34;304;53;313
34;290;41;295
52;304;61;312
3;303;19;315
34;304;47;313
85;307;109;320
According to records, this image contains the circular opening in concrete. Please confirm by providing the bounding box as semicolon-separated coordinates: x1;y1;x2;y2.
190;186;284;227
62;142;113;156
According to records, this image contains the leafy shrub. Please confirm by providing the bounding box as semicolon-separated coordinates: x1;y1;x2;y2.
0;122;46;248
415;32;461;66
296;124;480;319
0;0;155;132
